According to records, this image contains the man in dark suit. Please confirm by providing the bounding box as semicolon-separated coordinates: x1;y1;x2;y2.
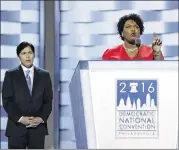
2;41;53;149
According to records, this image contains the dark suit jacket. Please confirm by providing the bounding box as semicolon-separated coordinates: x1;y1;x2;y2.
2;65;53;137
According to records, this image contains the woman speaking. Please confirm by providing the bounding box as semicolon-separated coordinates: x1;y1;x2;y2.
102;13;164;60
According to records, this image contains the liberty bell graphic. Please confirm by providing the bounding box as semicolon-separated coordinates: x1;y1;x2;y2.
130;82;138;93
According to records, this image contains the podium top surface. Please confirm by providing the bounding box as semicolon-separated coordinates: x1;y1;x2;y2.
76;60;178;70
70;60;178;84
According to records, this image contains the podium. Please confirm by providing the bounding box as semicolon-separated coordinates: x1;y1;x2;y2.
69;61;178;149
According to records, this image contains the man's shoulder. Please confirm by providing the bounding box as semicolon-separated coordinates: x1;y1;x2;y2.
35;66;49;75
6;66;19;73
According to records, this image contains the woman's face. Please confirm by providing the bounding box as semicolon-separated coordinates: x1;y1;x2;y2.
122;19;140;44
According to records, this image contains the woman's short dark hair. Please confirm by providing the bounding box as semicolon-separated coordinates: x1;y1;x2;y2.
16;41;35;56
117;13;144;40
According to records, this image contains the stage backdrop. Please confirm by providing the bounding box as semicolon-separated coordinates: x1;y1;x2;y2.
0;1;44;149
57;1;178;149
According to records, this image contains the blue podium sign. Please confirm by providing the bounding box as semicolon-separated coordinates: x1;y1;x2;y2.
116;80;158;138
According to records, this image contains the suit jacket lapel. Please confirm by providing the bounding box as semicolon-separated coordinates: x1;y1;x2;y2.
31;66;40;98
16;65;32;98
17;65;40;99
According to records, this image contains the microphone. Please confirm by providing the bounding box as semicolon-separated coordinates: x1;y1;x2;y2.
135;38;141;48
135;38;141;60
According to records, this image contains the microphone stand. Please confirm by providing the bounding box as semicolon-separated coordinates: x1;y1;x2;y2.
136;44;141;60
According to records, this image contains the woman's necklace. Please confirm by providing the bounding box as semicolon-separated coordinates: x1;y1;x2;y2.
123;44;138;52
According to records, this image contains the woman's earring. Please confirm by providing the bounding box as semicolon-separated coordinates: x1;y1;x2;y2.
122;33;124;37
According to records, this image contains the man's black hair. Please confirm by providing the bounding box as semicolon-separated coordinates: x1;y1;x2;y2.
16;41;35;56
